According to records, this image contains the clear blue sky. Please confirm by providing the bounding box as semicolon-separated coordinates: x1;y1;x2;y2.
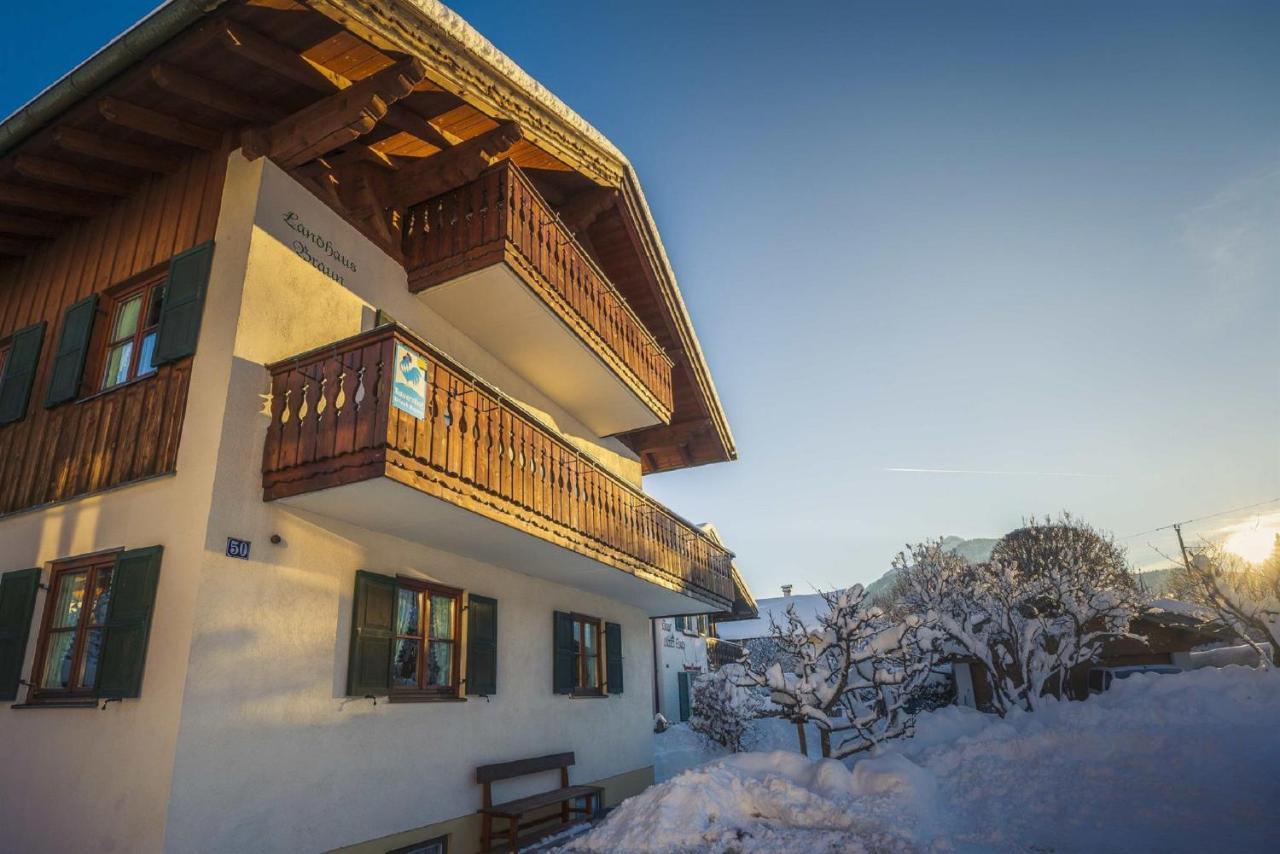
4;1;1277;594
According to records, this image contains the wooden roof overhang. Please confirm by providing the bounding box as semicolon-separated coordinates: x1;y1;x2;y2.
0;0;736;473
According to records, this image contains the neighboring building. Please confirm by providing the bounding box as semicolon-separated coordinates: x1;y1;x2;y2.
714;585;826;669
651;525;755;723
948;605;1230;711
0;2;752;852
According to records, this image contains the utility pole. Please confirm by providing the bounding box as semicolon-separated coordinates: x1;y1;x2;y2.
1173;523;1194;572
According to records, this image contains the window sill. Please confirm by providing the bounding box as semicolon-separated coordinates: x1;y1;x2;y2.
387;693;466;704
11;699;98;710
76;372;160;406
570;691;608;699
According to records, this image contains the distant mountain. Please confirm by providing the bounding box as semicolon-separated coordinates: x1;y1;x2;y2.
863;536;998;602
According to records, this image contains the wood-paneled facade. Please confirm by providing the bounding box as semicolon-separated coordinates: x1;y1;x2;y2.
0;143;229;516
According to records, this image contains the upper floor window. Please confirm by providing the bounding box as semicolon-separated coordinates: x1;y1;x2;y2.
101;279;166;390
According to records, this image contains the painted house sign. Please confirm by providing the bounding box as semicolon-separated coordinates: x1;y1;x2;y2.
392;342;429;419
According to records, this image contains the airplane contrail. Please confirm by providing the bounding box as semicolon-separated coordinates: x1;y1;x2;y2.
885;467;1114;479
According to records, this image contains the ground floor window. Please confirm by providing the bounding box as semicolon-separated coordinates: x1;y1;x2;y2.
391;578;461;698
571;614;603;694
33;553;117;698
387;835;447;854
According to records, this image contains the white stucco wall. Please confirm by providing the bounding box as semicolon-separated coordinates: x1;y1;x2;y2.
0;151;264;854
159;155;658;852
653;619;709;722
0;153;663;853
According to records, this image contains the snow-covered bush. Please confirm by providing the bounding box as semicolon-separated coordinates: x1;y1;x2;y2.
894;526;1141;715
689;664;761;752
742;585;938;759
1171;540;1279;668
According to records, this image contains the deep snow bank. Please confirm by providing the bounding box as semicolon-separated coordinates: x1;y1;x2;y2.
567;667;1280;853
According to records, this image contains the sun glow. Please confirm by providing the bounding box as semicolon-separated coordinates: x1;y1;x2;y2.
1221;522;1280;565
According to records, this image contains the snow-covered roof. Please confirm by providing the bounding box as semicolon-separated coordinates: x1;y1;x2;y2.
714;593;828;641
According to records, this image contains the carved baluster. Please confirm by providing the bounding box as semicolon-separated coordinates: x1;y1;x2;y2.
353;366;366;410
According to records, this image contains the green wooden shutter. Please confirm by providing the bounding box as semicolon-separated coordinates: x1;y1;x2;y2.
0;322;45;425
347;571;395;696
553;611;575;694
605;621;624;695
0;568;42;701
153;241;215;365
44;294;98;407
466;594;498;696
96;546;163;699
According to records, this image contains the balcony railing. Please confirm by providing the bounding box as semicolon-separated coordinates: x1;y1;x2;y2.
261;324;732;608
708;637;746;670
404;160;674;423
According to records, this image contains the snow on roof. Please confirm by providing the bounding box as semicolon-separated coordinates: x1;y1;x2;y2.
1146;598;1216;621
714;593;829;641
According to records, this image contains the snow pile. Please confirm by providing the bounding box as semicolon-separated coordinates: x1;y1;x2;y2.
569;667;1280;853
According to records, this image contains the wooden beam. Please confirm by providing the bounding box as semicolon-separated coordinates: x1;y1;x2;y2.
0;211;63;238
14;155;133;197
51;127;182;173
390;121;523;208
0;184;103;217
384;105;453;150
0;236;37;257
98;97;223;150
621;419;708;454
240;57;427;169
557;186;619;235
215;21;457;152
322;146;398;172
149;63;276;123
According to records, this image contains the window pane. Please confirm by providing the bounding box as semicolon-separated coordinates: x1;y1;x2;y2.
426;641;452;687
50;572;87;629
428;594;454;639
395;588;420;636
88;568;113;625
392;638;420;687
584;655;599;689
144;285;166;328
136;332;157;377
78;628;104;689
583;623;597;656
103;341;133;388
112;294;143;341
41;631;76;689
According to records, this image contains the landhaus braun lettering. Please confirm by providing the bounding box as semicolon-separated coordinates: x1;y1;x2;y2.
281;210;356;284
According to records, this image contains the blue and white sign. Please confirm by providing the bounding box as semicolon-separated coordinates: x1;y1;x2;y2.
392;341;429;420
226;537;252;560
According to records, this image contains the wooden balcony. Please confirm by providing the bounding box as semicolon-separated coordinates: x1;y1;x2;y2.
404;160;674;436
261;325;733;613
708;637;746;671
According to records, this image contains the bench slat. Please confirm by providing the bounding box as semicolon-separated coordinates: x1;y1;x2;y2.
480;785;602;817
476;751;576;783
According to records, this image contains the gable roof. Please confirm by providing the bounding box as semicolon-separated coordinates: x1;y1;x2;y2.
714;592;830;641
0;0;735;471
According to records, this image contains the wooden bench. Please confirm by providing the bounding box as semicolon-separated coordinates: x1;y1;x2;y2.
476;752;604;852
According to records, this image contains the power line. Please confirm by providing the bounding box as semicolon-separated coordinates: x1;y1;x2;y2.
1120;497;1280;541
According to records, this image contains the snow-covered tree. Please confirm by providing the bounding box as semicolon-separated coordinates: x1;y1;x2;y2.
742;585;937;759
689;663;761;752
1171;541;1279;669
894;532;1141;715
